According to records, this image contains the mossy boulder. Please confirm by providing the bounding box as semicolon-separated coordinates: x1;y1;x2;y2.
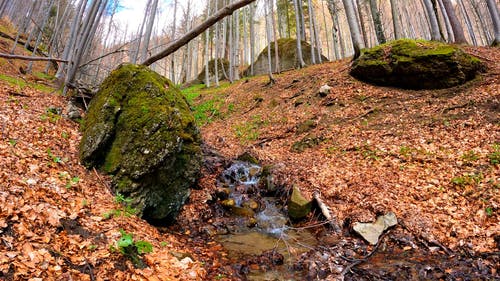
79;64;202;225
196;58;230;84
350;39;485;89
243;38;328;76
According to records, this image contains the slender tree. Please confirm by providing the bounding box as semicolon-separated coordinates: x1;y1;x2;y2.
457;0;476;45
292;0;305;67
441;0;467;44
170;0;178;83
486;0;500;45
270;0;281;73
390;0;403;39
205;0;211;87
264;0;275;84
27;0;56;73
307;0;316;64
140;0;159;60
56;0;87;80
342;0;364;59
368;0;385;44
422;0;441;41
249;2;256;75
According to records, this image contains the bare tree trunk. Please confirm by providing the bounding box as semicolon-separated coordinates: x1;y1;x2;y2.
242;6;248;66
368;0;385;44
56;0;87;80
170;0;178;83
307;0;316;64
215;0;220;86
326;0;341;59
343;0;364;59
264;0;275;84
457;0;476;45
298;0;306;40
249;2;256;75
27;0;56;73
469;0;490;45
293;0;305;68
441;0;468;44
390;0;404;39
233;4;240;80
311;1;322;62
355;0;369;47
269;0;280;73
228;1;233;82
131;0;151;64
140;0;159;60
11;0;38;54
45;0;73;73
64;0;107;93
486;0;500;45
321;0;331;59
422;0;441;40
205;0;211;87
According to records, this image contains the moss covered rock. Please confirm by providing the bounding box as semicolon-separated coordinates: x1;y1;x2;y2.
288;186;312;220
350;39;485;89
79;64;202;224
196;58;230;84
243;38;328;76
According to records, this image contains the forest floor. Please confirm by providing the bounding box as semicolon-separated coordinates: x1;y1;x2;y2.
0;19;499;280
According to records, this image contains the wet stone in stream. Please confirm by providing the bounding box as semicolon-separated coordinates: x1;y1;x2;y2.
215;161;317;280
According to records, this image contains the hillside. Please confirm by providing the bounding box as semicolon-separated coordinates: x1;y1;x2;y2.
0;20;499;281
181;45;499;279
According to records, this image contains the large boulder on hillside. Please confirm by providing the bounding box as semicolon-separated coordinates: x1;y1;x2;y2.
79;64;202;224
196;58;230;84
350;39;485;89
243;38;328;76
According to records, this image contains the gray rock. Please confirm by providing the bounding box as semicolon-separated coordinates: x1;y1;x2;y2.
353;212;398;245
65;101;81;120
243;38;328;77
318;84;331;97
79;64;202;225
288;185;312;220
350;39;484;89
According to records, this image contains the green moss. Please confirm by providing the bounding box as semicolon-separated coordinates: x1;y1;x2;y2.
291;134;324;152
296;119;317;134
181;82;233;126
288;185;312;220
197;58;230;83
243;38;328;76
0;74;55;93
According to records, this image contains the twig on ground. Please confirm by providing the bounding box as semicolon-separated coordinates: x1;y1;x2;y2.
313;190;341;233
339;231;390;280
93;167;110;189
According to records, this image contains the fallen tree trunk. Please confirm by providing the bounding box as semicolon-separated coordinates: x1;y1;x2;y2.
141;0;257;66
0;52;68;63
0;31;59;69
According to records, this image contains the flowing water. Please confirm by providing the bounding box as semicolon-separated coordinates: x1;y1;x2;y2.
215;162;317;280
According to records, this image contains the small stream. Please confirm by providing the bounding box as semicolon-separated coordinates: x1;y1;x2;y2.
215;162;317;280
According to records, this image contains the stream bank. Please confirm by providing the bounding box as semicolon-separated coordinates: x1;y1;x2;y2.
168;148;499;280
